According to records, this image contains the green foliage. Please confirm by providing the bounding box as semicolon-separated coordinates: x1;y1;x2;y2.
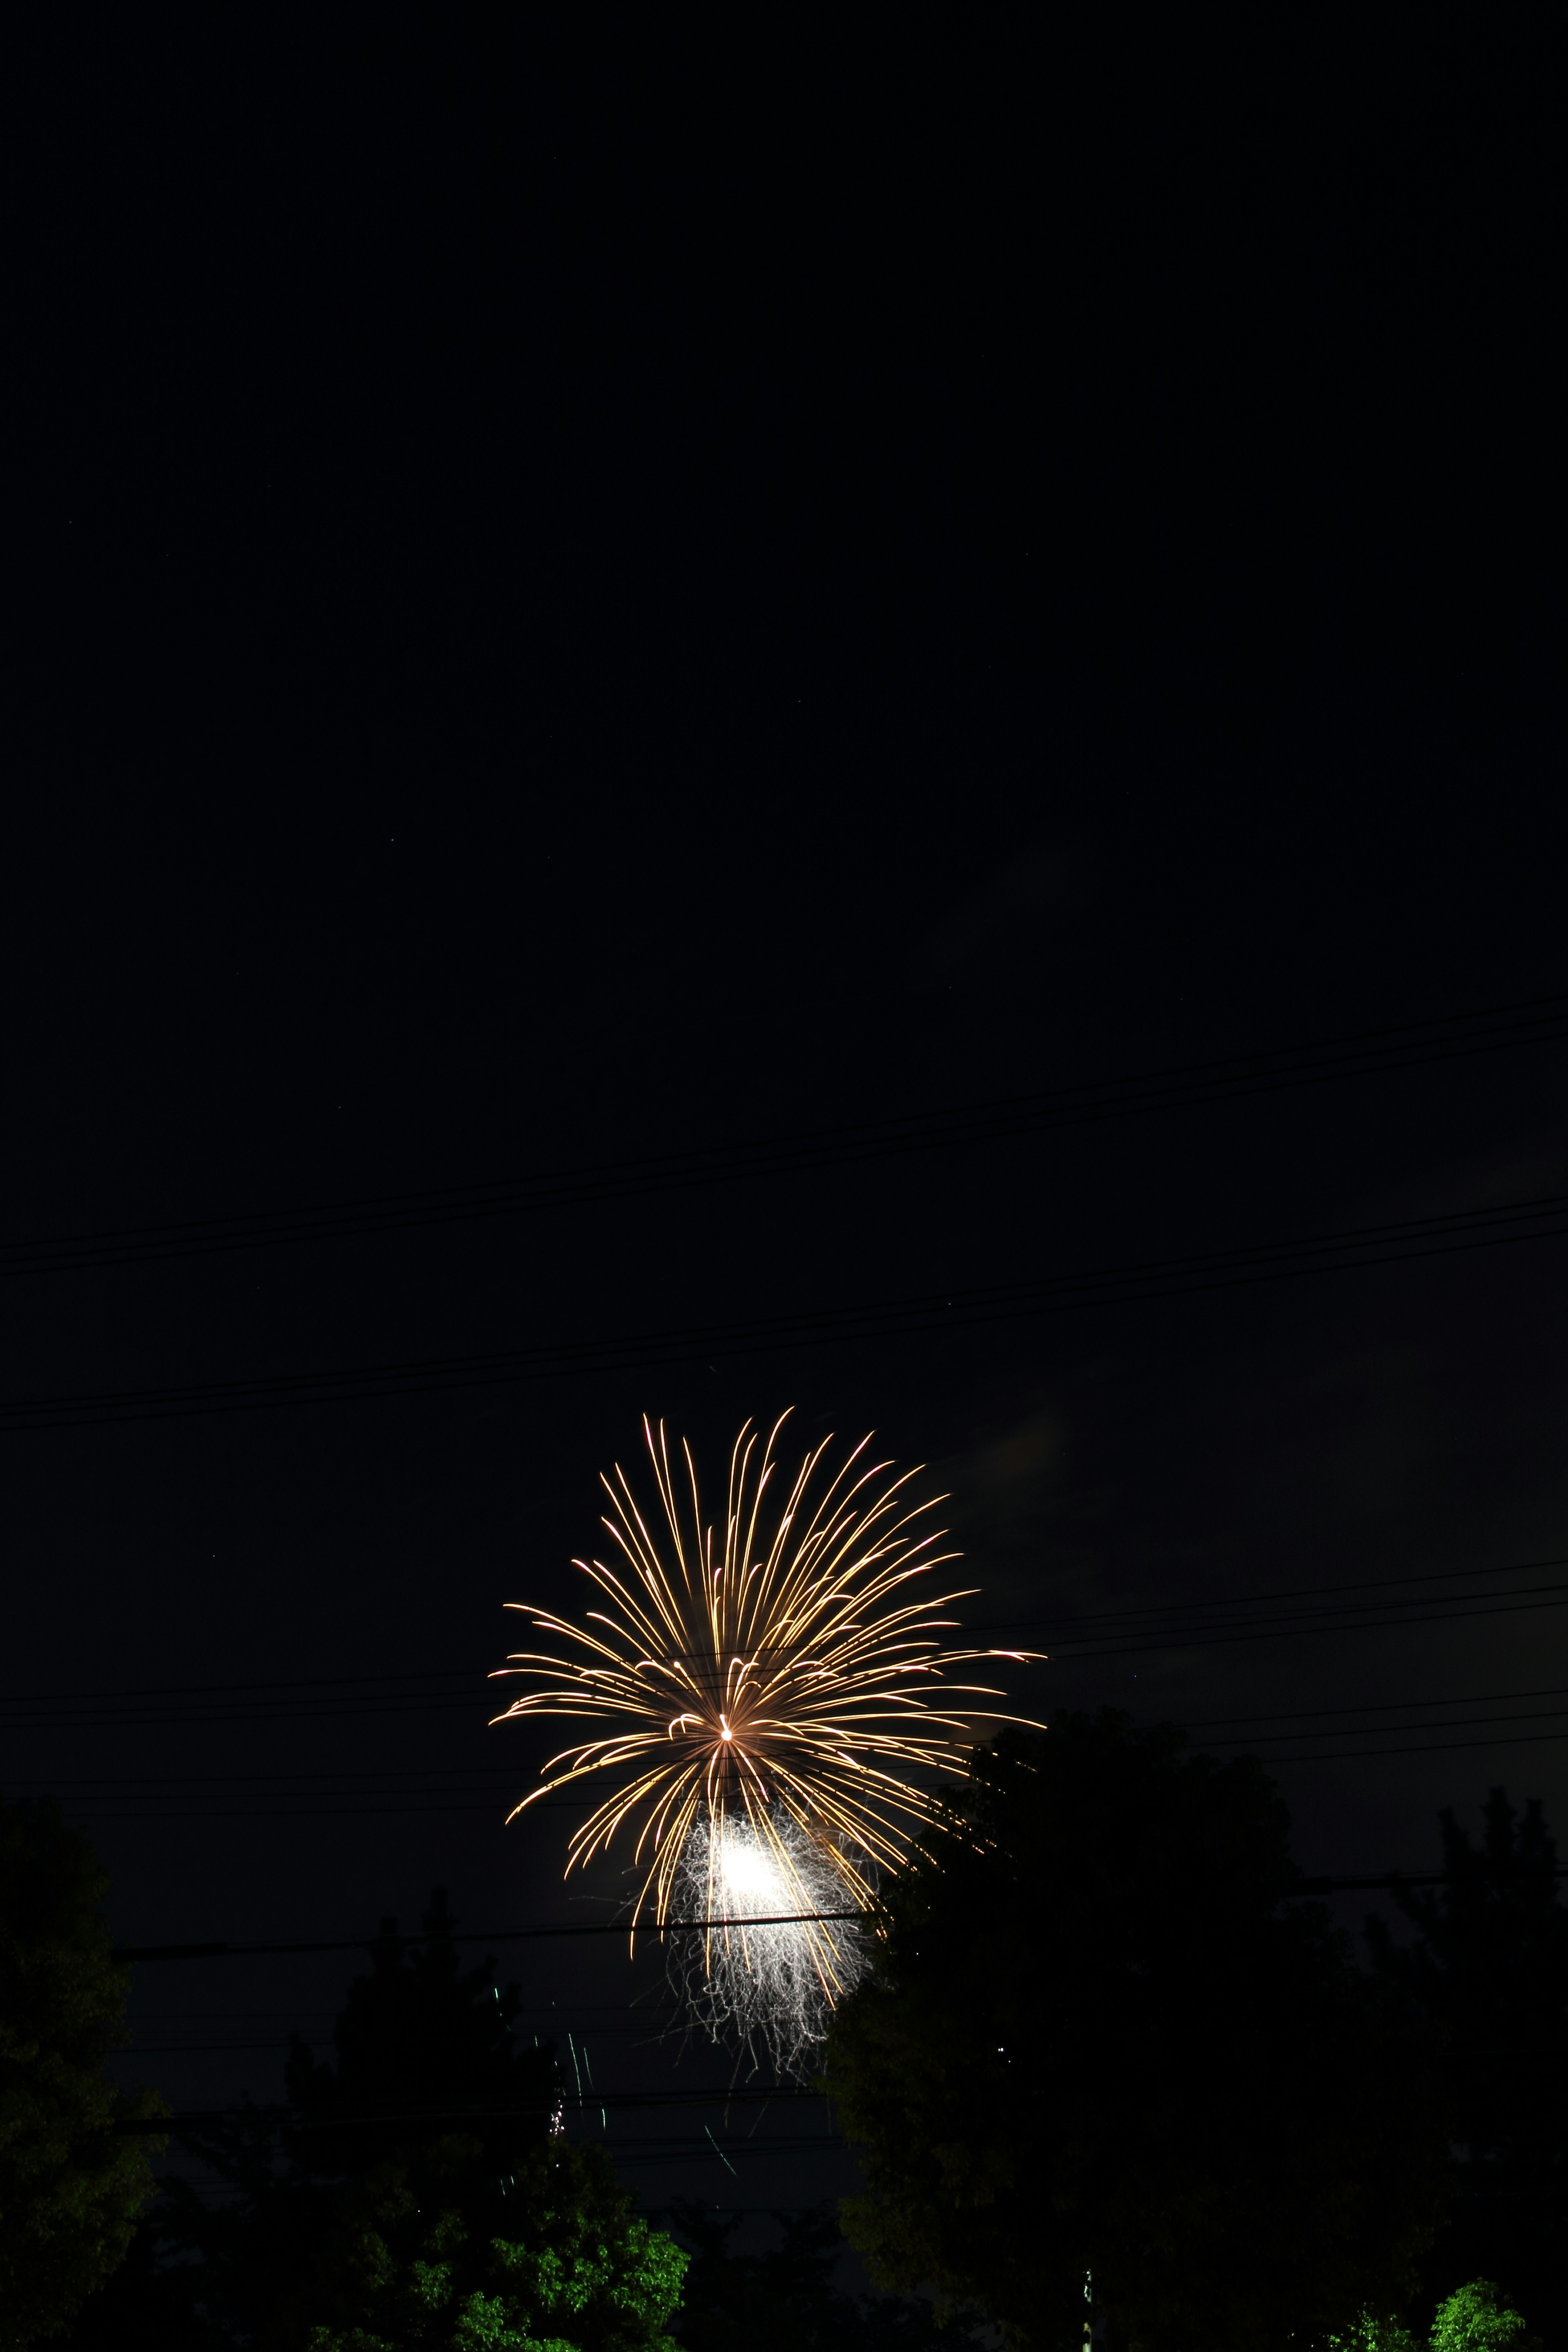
1329;2281;1539;2352
1328;2312;1421;2352
134;1890;684;2352
0;1793;166;2348
1365;1792;1568;2345
824;1716;1450;2352
297;2136;686;2352
1429;2281;1539;2352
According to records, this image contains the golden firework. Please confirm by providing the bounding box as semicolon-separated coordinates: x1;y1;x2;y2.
490;1414;1042;1948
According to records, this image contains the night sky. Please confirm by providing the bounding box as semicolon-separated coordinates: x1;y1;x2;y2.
5;19;1564;2229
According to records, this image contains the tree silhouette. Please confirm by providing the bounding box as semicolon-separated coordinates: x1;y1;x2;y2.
1366;1791;1568;2350
0;1793;166;2348
85;1889;682;2351
283;1887;559;2167
825;1715;1449;2352
291;2137;686;2352
666;2199;980;2349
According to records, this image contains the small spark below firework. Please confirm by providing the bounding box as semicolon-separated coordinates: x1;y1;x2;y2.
491;1413;1042;2077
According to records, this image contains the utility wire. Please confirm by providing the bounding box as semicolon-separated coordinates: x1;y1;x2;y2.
117;2085;826;2135
7;1553;1566;1715
3;1188;1567;1433
52;1733;1568;1820
0;1664;485;1707
11;991;1566;1281
980;1550;1568;1630
121;2025;675;2054
1200;1705;1568;1750
106;1869;1568;1964
42;1702;1568;1820
1185;1682;1568;1729
110;1912;867;1962
157;2142;852;2177
1044;1585;1568;1662
17;1669;1568;1759
1242;1731;1568;1765
10;1583;1568;1731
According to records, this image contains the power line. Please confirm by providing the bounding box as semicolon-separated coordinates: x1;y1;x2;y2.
125;2040;335;2056
0;1663;483;1706
1042;1585;1568;1663
110;1912;866;1963
1213;1726;1568;1766
162;2167;855;2198
1182;1680;1568;1729
646;2205;852;2216
3;1187;1566;1433
117;2084;826;2136
11;991;1567;1282
943;1560;1568;1658
6;1766;543;1786
126;2005;679;2022
107;1869;1568;1966
7;1552;1566;1715
51;1727;1568;1822
122;2024;678;2054
1201;1704;1568;1750
39;1701;1568;1820
3;1695;494;1729
18;1665;1568;1767
12;1579;1567;1734
989;1551;1568;1630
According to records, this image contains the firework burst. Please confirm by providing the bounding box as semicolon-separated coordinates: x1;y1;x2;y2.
491;1413;1041;2069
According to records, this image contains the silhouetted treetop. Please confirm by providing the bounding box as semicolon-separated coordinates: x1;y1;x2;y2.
826;1715;1448;2352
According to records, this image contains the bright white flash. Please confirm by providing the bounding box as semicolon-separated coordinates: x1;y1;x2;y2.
718;1841;786;1907
671;1809;869;2081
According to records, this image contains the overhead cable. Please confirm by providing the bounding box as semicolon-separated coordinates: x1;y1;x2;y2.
7;1553;1566;1713
3;1187;1567;1433
115;2083;825;2135
9;990;1566;1282
107;1868;1568;1964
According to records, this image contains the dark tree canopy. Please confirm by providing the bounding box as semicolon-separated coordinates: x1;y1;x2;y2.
0;1793;165;2348
288;2132;687;2352
283;1887;561;2167
666;2199;980;2350
1366;1791;1568;2351
825;1715;1449;2352
108;1889;684;2352
154;2118;684;2352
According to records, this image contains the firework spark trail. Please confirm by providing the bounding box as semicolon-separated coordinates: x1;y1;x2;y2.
671;1808;868;2078
492;1414;1042;2066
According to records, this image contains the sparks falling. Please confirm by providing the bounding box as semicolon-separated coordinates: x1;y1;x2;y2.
490;1414;1042;2064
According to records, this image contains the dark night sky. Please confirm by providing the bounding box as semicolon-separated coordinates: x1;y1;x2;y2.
4;16;1564;2223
